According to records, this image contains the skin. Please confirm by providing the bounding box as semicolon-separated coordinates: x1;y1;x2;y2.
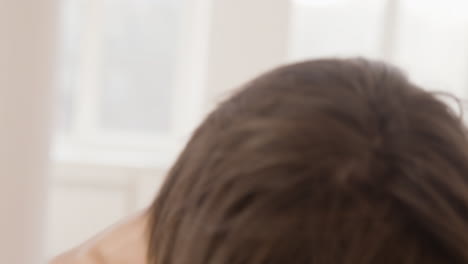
49;211;149;264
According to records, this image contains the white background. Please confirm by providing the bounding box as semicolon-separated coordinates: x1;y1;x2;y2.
46;0;468;258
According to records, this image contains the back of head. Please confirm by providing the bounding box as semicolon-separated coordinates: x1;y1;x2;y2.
148;58;468;264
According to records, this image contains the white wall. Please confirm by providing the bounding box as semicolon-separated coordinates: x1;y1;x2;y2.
204;0;291;105
0;0;58;263
47;163;164;256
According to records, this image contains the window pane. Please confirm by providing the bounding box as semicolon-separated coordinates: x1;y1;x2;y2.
100;0;184;133
289;0;468;99
289;0;387;60
393;0;468;98
56;0;82;133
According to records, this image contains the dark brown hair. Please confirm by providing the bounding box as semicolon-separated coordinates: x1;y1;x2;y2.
148;58;468;264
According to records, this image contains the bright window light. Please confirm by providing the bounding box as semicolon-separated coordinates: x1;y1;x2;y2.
292;0;344;6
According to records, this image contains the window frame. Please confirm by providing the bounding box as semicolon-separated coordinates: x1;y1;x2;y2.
54;0;210;167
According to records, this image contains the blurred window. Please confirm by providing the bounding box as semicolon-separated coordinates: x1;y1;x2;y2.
55;0;187;163
289;0;468;98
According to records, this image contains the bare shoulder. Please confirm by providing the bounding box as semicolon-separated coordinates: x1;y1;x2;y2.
49;211;149;264
49;247;102;264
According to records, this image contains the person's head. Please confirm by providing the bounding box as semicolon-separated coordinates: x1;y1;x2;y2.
147;58;468;264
